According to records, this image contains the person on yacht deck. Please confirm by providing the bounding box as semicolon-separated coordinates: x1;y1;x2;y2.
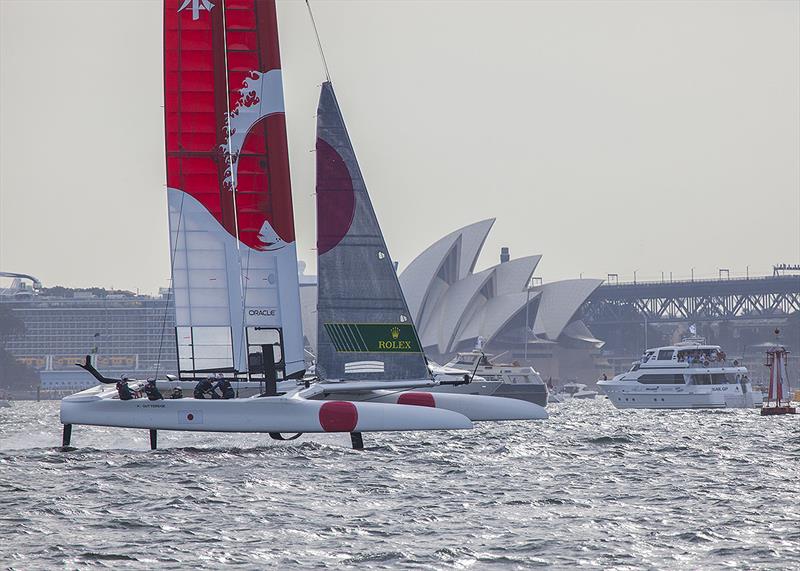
193;376;216;399
214;375;235;399
116;375;134;401
144;379;164;401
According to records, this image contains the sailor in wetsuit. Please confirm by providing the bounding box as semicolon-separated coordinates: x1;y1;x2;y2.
214;376;235;399
116;375;134;401
193;376;216;399
143;379;164;401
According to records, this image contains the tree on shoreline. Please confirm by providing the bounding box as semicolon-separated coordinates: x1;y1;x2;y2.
0;306;39;390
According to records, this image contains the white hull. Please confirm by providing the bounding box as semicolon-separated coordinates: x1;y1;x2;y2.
556;391;597;401
598;383;762;410
60;385;472;433
339;390;548;421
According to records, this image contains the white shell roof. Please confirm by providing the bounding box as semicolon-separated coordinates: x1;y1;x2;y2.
532;279;603;340
399;219;495;321
493;255;541;296
454;291;541;349
561;319;605;348
301;221;603;358
421;267;494;353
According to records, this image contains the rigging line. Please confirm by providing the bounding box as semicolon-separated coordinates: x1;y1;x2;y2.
154;189;186;380
221;0;249;374
305;0;331;82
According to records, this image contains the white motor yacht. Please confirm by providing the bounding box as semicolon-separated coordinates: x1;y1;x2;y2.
597;338;762;409
441;352;549;407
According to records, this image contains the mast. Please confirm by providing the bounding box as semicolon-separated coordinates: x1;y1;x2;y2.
164;0;305;381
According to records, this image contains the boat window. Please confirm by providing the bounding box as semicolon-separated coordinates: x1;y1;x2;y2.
657;350;674;361
177;326;234;377
637;374;685;384
691;374;712;385
711;373;736;384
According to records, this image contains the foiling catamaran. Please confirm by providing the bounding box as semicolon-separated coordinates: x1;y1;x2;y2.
61;0;544;450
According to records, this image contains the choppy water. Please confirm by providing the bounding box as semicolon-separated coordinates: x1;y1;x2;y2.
1;400;798;570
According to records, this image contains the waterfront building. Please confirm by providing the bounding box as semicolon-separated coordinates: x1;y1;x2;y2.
1;287;176;392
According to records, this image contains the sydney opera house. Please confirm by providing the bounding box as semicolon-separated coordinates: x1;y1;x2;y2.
301;219;608;382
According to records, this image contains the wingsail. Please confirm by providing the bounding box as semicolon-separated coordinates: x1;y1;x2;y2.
315;82;429;381
164;0;304;380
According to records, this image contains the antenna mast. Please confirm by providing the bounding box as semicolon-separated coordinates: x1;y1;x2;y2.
305;0;331;82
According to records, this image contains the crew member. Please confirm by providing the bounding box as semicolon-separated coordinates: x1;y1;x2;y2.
170;386;183;399
214;376;235;399
194;376;216;399
143;379;164;401
116;375;134;401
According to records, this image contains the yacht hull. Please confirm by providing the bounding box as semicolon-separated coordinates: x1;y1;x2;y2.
487;383;549;407
426;378;549;407
598;384;762;410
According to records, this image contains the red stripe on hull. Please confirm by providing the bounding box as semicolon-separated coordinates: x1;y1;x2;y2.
397;392;436;408
319;401;359;432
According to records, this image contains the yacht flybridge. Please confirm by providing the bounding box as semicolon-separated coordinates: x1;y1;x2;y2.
61;0;545;451
597;339;762;409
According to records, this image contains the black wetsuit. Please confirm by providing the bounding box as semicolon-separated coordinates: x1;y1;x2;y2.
116;381;134;401
215;379;235;400
194;378;215;399
144;381;164;401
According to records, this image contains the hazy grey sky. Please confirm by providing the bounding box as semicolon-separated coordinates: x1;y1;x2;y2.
1;0;798;294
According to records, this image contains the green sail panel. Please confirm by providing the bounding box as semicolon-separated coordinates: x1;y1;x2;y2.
323;323;423;353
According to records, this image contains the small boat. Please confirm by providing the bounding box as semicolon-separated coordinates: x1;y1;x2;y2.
556;382;597;400
597;337;761;410
0;399;12;408
441;351;550;407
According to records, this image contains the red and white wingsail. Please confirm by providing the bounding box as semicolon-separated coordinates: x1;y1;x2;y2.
164;0;304;379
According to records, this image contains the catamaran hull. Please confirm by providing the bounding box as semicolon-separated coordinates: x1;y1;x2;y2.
331;391;548;421
425;379;549;407
60;391;472;433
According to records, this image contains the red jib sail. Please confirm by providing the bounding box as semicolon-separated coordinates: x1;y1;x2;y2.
164;0;304;379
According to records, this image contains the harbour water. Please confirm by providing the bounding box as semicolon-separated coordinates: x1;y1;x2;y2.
1;400;798;569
